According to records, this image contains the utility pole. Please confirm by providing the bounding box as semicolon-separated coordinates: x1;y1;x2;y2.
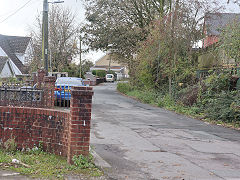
79;35;82;78
42;0;64;75
108;53;112;72
42;0;49;75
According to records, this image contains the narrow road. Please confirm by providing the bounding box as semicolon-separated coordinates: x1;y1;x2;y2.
91;83;240;180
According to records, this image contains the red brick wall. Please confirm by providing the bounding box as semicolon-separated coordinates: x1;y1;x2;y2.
0;106;70;156
0;86;94;164
204;35;219;48
83;80;96;86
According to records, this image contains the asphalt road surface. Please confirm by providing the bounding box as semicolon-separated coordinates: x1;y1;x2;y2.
91;83;240;180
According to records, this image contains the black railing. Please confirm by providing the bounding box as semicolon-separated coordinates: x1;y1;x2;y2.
0;84;73;108
54;86;71;108
0;85;44;107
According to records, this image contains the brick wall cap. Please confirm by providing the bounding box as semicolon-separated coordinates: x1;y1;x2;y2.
71;90;94;96
38;69;46;74
43;76;56;82
72;86;93;91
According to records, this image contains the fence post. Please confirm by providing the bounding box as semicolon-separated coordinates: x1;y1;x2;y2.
43;76;56;108
67;86;94;164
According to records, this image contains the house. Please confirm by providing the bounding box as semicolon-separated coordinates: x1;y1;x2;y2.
203;13;240;48
0;57;15;78
197;13;240;78
90;54;129;80
0;34;32;78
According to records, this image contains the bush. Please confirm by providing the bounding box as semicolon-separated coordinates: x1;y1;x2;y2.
117;83;134;94
199;91;240;123
91;70;106;77
176;85;200;106
97;70;106;78
107;70;116;75
204;72;231;93
92;70;96;75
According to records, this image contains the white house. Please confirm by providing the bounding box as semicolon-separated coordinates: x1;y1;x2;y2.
0;34;32;78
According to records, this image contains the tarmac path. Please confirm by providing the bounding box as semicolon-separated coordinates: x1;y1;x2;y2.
91;83;240;180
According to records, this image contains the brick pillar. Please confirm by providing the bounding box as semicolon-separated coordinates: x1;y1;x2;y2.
67;86;94;164
43;76;56;108
37;69;46;88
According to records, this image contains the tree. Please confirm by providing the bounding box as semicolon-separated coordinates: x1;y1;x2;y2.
133;0;222;94
81;60;94;77
81;0;172;70
62;59;94;78
219;21;240;65
29;6;80;72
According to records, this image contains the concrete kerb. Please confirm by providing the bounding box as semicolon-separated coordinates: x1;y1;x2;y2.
90;146;111;169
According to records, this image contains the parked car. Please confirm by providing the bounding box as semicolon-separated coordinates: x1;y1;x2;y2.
105;74;115;82
54;77;84;106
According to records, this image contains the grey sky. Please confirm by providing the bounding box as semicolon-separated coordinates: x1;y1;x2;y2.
0;0;239;61
0;0;85;35
0;0;104;61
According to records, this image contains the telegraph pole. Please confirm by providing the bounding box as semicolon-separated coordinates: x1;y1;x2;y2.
79;35;82;78
42;0;49;75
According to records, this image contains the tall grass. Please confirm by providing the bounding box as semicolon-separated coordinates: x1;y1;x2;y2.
117;83;199;117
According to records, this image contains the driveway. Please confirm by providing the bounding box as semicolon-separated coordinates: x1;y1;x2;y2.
91;83;240;180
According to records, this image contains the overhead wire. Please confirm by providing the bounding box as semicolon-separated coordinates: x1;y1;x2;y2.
0;0;39;19
0;0;34;24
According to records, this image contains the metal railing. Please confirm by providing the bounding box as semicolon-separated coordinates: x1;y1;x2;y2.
54;86;71;107
0;85;44;107
0;84;74;108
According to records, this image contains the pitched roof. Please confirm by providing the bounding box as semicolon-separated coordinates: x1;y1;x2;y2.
205;13;240;36
95;54;127;67
0;34;31;73
0;56;8;73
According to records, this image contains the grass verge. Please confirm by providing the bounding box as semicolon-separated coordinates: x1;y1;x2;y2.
117;82;240;130
0;148;103;179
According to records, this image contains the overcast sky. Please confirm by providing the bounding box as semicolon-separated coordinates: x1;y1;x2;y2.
0;0;239;62
0;0;104;62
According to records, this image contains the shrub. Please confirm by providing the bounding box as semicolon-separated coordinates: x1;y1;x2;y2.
96;70;106;78
199;91;240;123
92;70;106;77
177;86;200;106
107;70;116;75
117;83;133;94
204;72;231;93
92;70;96;75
